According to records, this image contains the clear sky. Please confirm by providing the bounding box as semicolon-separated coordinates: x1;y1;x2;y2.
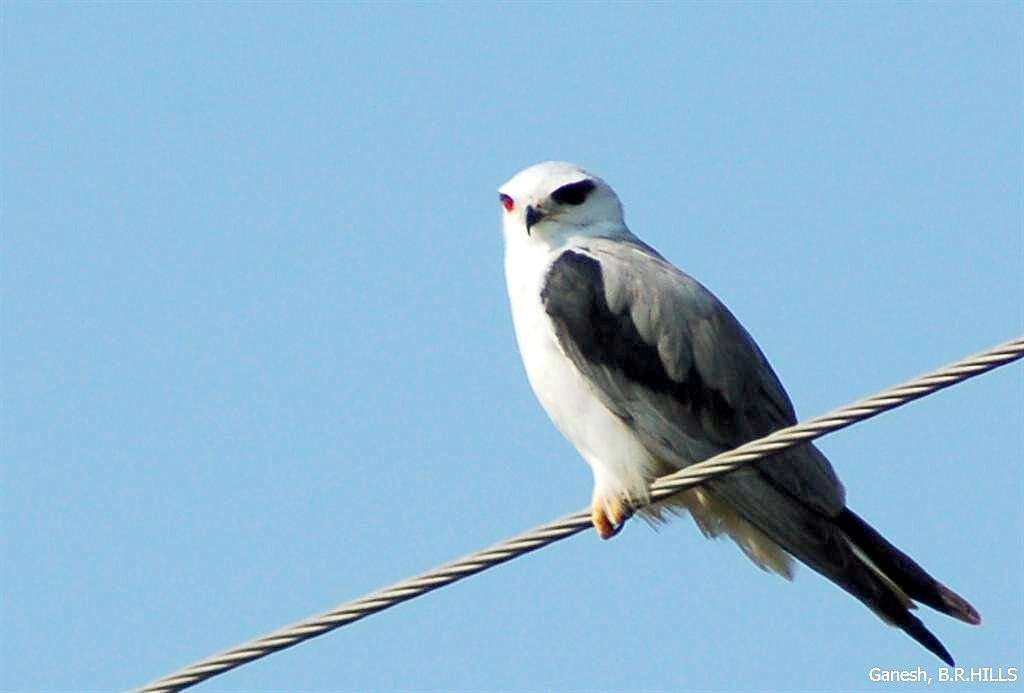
3;3;1022;692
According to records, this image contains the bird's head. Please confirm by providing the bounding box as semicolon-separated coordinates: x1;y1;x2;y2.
498;161;627;247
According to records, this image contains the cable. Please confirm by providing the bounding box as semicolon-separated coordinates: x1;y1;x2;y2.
137;336;1024;692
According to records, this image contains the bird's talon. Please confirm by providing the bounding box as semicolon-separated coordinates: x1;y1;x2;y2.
592;499;632;539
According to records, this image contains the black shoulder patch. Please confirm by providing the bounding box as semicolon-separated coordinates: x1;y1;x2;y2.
541;250;735;430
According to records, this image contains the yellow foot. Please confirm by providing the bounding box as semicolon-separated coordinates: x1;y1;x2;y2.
591;497;632;540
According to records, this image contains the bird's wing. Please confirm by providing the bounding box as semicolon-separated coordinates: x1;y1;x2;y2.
539;237;845;517
540;236;971;665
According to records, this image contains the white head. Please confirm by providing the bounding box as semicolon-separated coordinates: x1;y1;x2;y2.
498;161;629;249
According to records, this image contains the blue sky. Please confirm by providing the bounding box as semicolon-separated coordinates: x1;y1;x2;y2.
3;3;1021;691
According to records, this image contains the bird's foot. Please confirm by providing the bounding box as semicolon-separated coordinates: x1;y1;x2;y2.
591;496;633;540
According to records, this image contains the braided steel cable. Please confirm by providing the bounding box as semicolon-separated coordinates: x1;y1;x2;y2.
138;336;1024;692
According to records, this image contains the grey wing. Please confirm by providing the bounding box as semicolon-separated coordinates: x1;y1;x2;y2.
541;239;973;664
540;238;846;519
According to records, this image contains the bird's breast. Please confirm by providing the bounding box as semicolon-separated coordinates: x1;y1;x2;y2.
504;246;578;427
503;244;652;484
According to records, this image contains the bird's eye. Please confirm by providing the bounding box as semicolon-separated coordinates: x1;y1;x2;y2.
551;180;596;206
500;194;514;212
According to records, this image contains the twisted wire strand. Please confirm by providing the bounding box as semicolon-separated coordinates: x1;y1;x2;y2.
138;336;1024;692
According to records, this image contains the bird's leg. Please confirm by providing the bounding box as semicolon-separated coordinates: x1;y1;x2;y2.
591;494;633;540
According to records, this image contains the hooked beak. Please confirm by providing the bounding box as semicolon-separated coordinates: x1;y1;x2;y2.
525;205;545;233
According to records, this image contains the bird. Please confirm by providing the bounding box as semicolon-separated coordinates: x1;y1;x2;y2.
498;160;980;665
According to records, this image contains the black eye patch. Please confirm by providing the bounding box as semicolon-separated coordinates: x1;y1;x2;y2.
551;179;596;206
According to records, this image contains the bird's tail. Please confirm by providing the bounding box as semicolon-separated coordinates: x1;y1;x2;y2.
835;507;981;665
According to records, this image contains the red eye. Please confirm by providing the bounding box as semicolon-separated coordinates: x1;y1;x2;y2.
500;194;514;212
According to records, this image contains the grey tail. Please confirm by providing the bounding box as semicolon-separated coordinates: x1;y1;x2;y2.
885;600;956;666
836;508;981;666
836;508;981;625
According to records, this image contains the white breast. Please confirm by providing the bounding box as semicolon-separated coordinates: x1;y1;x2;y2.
502;238;658;506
